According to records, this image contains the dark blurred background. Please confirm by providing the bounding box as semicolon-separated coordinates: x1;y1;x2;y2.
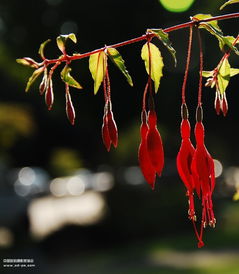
0;0;239;273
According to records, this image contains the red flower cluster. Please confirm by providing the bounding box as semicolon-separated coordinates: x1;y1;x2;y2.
177;105;216;248
138;109;164;189
214;90;228;116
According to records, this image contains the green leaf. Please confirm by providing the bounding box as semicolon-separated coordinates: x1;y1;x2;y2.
147;28;177;66
16;57;39;68
61;65;83;89
202;70;214;78
217;58;231;94
25;67;45;92
56;33;77;54
141;42;164;93
192;14;221;30
107;47;133;86
89;51;107;94
220;0;239;10
192;15;239;55
38;39;51;59
230;68;239;77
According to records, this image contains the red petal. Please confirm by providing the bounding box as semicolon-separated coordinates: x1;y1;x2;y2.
177;139;195;192
65;92;75;125
107;110;118;148
222;93;228;116
45;79;54;110
138;113;156;189
214;92;221;115
147;110;164;176
102;115;111;151
39;75;47;95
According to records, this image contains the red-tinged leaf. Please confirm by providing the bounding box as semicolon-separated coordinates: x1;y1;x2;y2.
38;39;51;60
147;110;164;176
102;114;111;151
25;67;45;92
16;57;39;68
56;33;77;54
45;78;54;110
138;111;156;189
107;110;118;148
65;89;75;125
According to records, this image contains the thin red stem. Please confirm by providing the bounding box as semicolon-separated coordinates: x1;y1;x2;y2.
103;77;108;104
106;68;111;101
142;82;149;111
43;12;239;66
197;28;203;106
181;25;193;104
219;34;239;66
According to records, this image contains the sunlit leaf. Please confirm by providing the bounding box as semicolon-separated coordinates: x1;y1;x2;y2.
230;68;239;77
38;39;51;59
107;47;133;86
56;33;77;54
193;15;239;55
61;65;83;89
217;58;230;94
25;67;45;92
89;51;107;94
16;57;39;68
141;42;164;93
147;28;177;66
202;70;214;78
220;0;239;10
192;14;221;30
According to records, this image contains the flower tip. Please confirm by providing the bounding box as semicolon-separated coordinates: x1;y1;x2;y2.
197;241;204;248
150;182;155;190
112;140;118;148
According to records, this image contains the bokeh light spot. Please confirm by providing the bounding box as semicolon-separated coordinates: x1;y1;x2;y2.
159;0;195;12
214;159;223;178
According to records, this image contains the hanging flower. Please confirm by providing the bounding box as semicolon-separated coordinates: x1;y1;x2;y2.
101;69;118;151
177;105;196;220
138;110;156;189
191;107;216;247
138;81;164;189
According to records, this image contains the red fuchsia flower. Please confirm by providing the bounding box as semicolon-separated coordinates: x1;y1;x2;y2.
138;80;164;189
147;109;164;177
101;69;118;152
102;104;112;152
45;78;54;110
138;109;164;189
214;90;228;116
101;101;118;151
65;84;75;125
176;105;196;221
191;109;216;248
138;110;156;189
